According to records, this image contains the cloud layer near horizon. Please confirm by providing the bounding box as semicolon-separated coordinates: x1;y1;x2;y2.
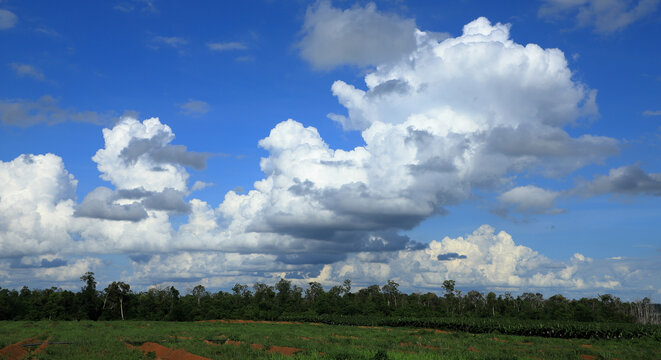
0;12;659;298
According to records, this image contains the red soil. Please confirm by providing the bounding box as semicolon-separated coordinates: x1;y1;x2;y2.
491;337;507;343
580;344;594;349
580;355;597;360
250;343;264;350
224;339;241;346
467;346;480;353
0;338;41;360
127;341;210;360
266;345;304;356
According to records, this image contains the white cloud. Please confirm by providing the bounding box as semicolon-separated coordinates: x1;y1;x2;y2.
92;117;207;192
206;42;247;51
179;99;210;116
0;9;17;30
210;17;617;258
298;1;417;69
498;185;564;215
539;0;660;33
128;225;658;297
643;110;661;116
0;154;77;257
151;36;187;50
9;63;45;81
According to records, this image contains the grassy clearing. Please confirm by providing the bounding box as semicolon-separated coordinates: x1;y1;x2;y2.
0;320;659;359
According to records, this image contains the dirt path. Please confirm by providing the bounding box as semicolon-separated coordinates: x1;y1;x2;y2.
127;342;210;360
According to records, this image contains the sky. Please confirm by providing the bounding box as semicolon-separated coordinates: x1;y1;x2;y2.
0;0;660;301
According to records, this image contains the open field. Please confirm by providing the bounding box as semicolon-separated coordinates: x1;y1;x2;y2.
0;320;659;359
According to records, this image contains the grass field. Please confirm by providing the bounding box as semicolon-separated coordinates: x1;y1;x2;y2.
0;320;659;359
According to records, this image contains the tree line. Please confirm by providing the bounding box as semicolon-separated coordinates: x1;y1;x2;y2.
0;273;658;324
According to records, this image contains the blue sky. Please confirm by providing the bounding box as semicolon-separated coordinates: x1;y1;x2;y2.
0;0;660;300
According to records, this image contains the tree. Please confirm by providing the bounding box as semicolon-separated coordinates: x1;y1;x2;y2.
382;280;400;308
103;281;130;320
192;285;207;306
342;279;352;295
442;280;455;298
80;272;99;320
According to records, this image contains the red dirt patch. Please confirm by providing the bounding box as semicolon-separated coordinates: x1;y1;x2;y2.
0;337;41;360
418;343;440;350
225;339;241;347
250;343;264;350
580;344;594;349
399;342;412;347
491;337;507;343
127;341;210;360
467;346;479;353
266;345;304;356
580;355;597;360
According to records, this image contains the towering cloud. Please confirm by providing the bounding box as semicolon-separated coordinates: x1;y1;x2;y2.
0;154;77;257
215;17;618;264
92;117;207;192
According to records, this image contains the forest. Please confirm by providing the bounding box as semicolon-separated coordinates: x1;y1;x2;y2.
1;272;658;326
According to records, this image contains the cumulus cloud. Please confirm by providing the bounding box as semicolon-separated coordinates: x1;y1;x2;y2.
0;9;17;30
0;95;115;127
0;154;77;257
1;16;653;298
208;17;618;263
539;0;660;33
298;1;417;69
9;63;45;81
128;225;656;297
179;99;210;116
74;186;148;222
93;117;206;191
497;185;564;215
578;164;661;196
142;188;191;213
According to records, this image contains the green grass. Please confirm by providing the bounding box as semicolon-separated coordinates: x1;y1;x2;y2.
0;320;659;359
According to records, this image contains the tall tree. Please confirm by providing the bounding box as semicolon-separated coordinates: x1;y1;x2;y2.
103;281;130;320
79;272;99;320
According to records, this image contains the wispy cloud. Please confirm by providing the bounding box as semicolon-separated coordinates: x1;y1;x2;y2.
152;36;188;49
179;99;210;116
34;26;61;38
0;8;18;30
539;0;660;34
114;0;157;13
206;41;247;52
643;110;661;116
9;63;45;81
0;95;130;127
